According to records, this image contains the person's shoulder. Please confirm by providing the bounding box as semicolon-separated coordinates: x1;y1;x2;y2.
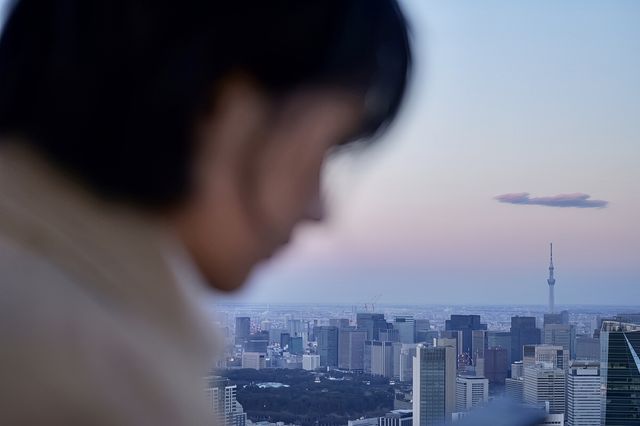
0;237;137;423
0;236;213;424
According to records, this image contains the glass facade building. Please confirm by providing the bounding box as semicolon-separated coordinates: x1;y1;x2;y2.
600;321;640;425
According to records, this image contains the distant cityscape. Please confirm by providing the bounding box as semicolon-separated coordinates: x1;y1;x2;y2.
208;245;640;426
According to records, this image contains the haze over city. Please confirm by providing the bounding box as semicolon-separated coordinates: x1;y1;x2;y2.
218;1;640;306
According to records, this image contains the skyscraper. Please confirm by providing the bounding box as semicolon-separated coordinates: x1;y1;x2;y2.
455;376;489;412
543;323;575;358
484;347;509;384
235;317;251;346
365;340;394;378
206;376;247;426
357;313;389;340
302;354;321;371
566;361;601;426
575;335;600;361
413;344;456;426
523;364;566;414
487;331;512;364
244;333;268;353
445;315;487;356
415;319;432;343
399;344;418;382
289;336;304;355
394;316;417;344
316;326;339;367
510;316;541;363
544;310;569;326
600;320;640;425
547;243;556;313
338;328;366;371
522;344;568;370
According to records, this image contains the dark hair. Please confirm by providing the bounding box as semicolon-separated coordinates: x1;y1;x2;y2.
0;1;411;207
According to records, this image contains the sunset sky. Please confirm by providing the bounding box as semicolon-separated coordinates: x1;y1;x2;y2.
226;0;640;306
2;1;637;306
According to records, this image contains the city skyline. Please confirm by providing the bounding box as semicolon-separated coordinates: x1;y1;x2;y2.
214;303;640;425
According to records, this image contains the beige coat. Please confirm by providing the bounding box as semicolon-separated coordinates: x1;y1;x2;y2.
0;144;218;425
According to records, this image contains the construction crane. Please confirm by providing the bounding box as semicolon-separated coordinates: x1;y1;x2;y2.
363;294;382;312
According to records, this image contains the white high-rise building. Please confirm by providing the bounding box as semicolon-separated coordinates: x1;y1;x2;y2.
523;364;566;415
399;344;417;382
523;345;568;370
205;376;247;426
302;354;321;371
455;376;488;412
511;361;524;379
413;343;456;426
566;361;600;426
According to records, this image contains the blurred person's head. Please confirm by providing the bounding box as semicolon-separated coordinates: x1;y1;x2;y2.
0;1;411;291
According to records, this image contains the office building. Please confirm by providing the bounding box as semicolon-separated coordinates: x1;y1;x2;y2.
338;328;366;371
206;376;247;426
348;418;378;426
357;313;389;340
365;340;394;378
235;317;251;345
544;310;570;326
399;344;417;382
394;316;417;344
445;315;487;356
280;332;290;349
289;336;304;355
287;318;303;336
316;326;339;367
245;332;268;353
512;361;524;379
484;346;509;384
436;336;460;358
415;319;432;343
574;335;599;361
566;361;600;426
455;376;489;412
259;320;271;332
329;318;351;329
614;312;640;325
523;345;568;370
302;354;321;371
511;316;541;362
600;320;640;425
487;331;512;364
523;364;566;415
505;377;524;403
241;352;266;370
380;328;400;343
540;413;565;426
413;343;456;426
471;330;488;365
380;410;413;426
543;323;575;359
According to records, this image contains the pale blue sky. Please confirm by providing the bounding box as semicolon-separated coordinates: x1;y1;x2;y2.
230;0;640;306
1;1;638;305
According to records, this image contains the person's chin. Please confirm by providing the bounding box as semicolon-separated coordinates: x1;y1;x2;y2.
198;259;251;293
